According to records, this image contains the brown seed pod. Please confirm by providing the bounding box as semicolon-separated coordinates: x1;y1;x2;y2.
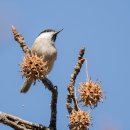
69;109;91;130
20;54;48;82
79;80;103;107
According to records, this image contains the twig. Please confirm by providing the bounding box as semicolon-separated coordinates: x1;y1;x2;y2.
66;48;85;114
41;77;58;130
11;26;31;54
0;112;49;130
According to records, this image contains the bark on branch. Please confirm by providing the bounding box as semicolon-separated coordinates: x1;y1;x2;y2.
0;112;48;130
66;48;85;114
41;77;58;130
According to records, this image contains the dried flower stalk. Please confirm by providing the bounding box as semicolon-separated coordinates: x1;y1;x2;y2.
12;25;31;54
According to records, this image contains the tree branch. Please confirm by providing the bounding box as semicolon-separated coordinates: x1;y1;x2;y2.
41;77;58;130
0;112;49;130
66;48;85;114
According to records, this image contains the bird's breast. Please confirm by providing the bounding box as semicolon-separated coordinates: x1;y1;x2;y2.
31;40;57;73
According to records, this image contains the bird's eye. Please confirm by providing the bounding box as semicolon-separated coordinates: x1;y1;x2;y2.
52;34;57;42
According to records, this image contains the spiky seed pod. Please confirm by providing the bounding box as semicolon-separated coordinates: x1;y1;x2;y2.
79;80;103;107
20;54;48;82
69;109;91;130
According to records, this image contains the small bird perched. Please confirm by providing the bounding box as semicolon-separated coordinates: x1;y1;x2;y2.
20;29;63;93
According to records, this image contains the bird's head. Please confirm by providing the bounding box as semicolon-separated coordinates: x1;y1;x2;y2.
38;29;63;42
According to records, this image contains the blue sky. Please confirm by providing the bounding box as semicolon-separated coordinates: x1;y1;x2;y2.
0;0;130;130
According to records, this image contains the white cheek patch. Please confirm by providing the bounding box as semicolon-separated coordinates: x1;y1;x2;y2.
38;32;53;39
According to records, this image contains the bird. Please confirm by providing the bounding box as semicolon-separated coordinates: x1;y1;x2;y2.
20;28;63;93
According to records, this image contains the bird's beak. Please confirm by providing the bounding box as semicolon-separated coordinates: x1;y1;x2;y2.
55;29;63;35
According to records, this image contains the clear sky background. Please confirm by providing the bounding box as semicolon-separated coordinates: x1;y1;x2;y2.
0;1;130;130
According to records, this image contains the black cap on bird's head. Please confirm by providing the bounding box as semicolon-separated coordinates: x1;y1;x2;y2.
39;28;63;42
39;29;56;34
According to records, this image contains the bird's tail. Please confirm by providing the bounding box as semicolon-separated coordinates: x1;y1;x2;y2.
20;78;32;93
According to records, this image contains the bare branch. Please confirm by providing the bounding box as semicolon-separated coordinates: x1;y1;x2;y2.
41;77;58;130
11;26;31;54
66;48;85;114
0;112;49;130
